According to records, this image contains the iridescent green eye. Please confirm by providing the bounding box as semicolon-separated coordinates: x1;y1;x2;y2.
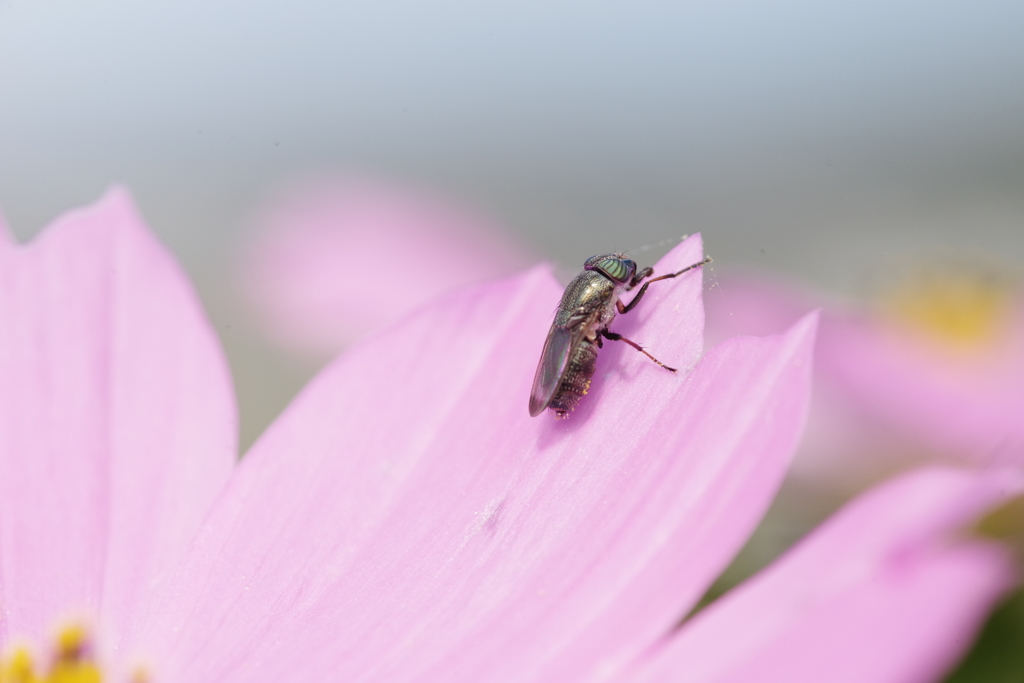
583;254;636;283
597;258;630;281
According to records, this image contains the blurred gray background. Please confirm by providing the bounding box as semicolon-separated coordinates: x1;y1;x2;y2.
2;0;1023;446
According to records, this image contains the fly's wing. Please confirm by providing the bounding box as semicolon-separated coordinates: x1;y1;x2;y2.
529;324;575;416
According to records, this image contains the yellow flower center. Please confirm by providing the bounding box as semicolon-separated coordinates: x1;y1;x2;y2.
0;626;146;683
879;264;1017;351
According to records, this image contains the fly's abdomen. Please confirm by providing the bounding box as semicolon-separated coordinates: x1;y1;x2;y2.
548;337;600;418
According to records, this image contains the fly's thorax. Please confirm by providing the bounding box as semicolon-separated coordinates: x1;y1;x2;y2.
554;271;622;328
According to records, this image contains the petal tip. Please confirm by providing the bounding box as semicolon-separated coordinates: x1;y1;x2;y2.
790;308;821;346
34;186;150;250
91;185;147;234
646;234;707;290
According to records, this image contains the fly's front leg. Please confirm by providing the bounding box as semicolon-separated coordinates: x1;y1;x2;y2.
625;267;654;291
619;256;712;315
601;330;677;372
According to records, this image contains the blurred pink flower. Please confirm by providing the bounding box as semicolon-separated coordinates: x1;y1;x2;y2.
633;467;1017;683
0;190;1015;682
705;270;1024;490
237;178;533;358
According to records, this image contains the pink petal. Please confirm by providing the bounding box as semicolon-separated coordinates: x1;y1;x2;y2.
629;467;1019;683
822;313;1024;462
0;190;236;651
705;272;1024;482
706;274;907;488
238;178;533;357
134;236;818;682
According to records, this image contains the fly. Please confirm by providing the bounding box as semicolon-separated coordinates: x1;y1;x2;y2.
529;252;712;418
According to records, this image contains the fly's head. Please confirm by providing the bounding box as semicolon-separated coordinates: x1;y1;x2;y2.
583;253;637;285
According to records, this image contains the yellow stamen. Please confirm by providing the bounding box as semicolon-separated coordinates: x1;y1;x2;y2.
0;626;106;683
1;648;39;683
879;264;1017;351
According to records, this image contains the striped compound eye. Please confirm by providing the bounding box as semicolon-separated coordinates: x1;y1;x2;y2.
584;254;636;284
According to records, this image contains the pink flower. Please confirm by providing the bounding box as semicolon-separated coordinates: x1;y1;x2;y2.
0;190;1014;682
237;178;533;359
705;270;1024;490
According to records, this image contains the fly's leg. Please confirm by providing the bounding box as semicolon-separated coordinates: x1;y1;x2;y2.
601;330;677;372
625;267;654;291
617;255;712;314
